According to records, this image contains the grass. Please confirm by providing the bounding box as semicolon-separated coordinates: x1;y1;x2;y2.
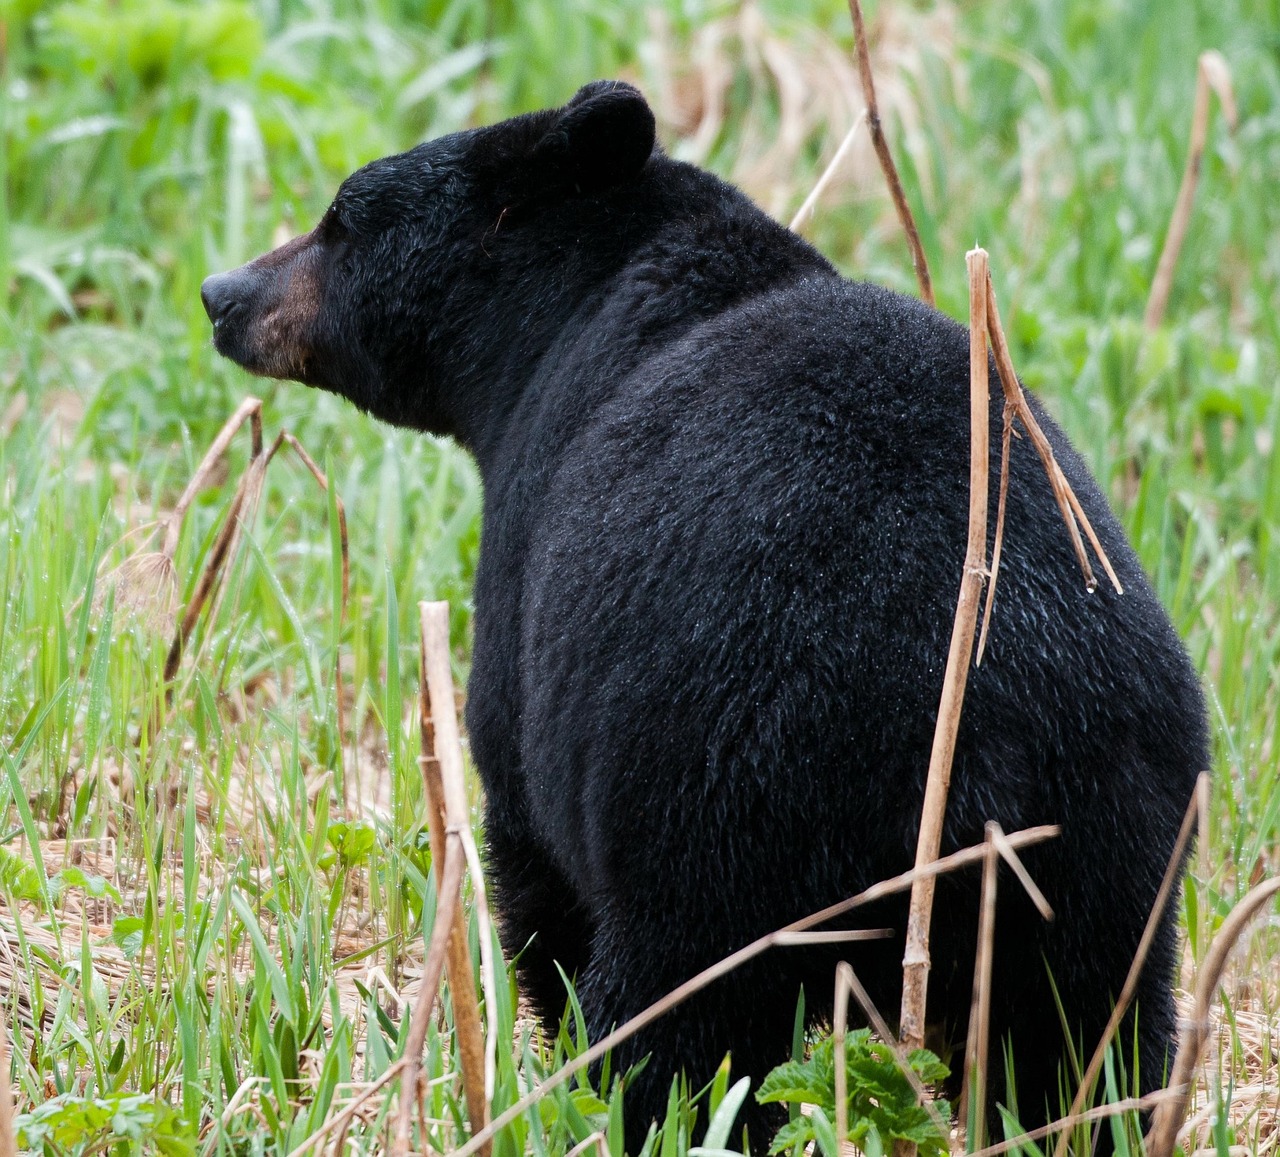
0;0;1278;1153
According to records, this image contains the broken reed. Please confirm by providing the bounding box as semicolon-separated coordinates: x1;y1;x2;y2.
893;248;1122;1157
289;600;495;1157
896;247;991;1067
845;0;933;306
415;603;489;1155
1144;51;1237;332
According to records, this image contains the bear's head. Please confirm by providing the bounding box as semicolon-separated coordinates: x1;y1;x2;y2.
201;81;657;444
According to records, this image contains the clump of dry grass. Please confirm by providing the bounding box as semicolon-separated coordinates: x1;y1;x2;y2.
642;0;958;225
1178;983;1280;1157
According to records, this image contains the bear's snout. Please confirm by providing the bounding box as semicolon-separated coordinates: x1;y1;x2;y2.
200;271;242;329
201;241;322;383
200;267;259;369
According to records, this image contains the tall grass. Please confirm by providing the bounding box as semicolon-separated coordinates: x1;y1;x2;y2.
1;0;1278;1153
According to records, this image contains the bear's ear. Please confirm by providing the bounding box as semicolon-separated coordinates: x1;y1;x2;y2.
531;81;656;195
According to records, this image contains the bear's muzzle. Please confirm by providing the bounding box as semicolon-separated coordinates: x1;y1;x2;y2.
201;232;322;382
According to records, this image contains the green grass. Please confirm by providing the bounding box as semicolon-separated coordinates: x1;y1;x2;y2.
1;0;1278;1153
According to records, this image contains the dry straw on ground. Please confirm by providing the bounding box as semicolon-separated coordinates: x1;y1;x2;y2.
0;1017;15;1157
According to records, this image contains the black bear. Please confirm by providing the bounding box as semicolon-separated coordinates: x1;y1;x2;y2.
202;81;1207;1150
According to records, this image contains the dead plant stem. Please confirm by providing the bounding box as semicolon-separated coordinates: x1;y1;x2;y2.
789;110;868;234
846;0;934;305
420;601;494;1152
959;824;999;1150
897;249;990;1080
1144;51;1237;332
392;834;465;1157
984;273;1121;597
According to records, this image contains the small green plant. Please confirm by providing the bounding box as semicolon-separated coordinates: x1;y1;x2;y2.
0;846;121;910
15;1091;195;1157
755;1030;950;1157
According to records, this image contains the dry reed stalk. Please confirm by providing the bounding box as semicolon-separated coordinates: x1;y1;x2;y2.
0;1017;15;1157
975;401;1015;667
897;249;990;1079
416;1072;430;1147
977;271;1123;655
989;826;1053;920
159;422;351;753
1053;775;1206;1157
788;109;868;234
219;1077;263;1130
163;419;280;689
770;930;891;946
105;396;263;635
419;601;492;1154
161;457;260;687
391;836;465;1157
418;706;487;1147
447;824;1059;1157
455;809;499;1102
968;1090;1175;1157
1146;874;1280;1157
422;603;501;1103
1144;51;1237;332
330;1102;355;1157
834;962;850;1147
163;396;265;561
846;0;933;305
959;823;1000;1150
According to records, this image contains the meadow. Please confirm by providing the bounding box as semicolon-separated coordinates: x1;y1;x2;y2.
0;0;1278;1153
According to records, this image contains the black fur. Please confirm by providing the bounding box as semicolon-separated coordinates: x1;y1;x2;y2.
203;81;1208;1151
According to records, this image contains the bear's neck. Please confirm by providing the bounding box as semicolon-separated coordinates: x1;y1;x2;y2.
454;160;837;480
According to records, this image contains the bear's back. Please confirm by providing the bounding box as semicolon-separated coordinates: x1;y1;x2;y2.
516;274;1206;896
